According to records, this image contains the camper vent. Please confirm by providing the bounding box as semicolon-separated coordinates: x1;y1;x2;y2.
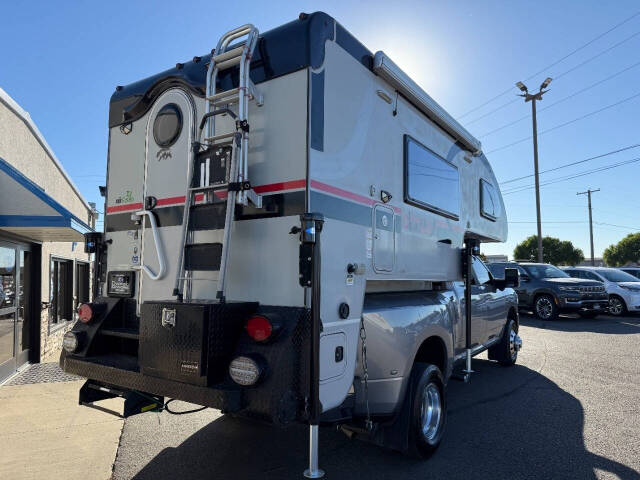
373;51;482;156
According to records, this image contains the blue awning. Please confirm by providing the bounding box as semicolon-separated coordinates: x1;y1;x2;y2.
0;157;92;242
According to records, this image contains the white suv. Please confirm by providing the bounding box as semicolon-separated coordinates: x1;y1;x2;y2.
563;267;640;316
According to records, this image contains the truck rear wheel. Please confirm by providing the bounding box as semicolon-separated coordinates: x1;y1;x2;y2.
408;363;446;458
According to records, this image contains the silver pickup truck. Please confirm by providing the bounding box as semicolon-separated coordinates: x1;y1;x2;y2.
350;255;521;456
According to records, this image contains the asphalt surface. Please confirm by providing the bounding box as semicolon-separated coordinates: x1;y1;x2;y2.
113;313;640;480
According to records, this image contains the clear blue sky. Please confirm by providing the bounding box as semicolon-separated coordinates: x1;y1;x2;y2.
2;0;639;259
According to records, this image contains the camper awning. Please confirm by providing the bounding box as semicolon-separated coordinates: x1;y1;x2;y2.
0;157;92;242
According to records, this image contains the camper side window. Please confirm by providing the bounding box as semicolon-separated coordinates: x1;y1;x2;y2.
480;179;501;221
404;135;460;220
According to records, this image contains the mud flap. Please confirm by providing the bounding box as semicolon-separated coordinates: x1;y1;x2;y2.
369;363;428;453
79;380;164;419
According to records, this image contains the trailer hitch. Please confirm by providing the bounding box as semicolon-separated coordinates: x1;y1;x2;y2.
79;380;164;419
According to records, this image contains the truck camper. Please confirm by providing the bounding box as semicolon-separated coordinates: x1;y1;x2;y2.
61;12;521;477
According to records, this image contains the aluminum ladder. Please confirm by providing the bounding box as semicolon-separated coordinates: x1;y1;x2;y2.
173;24;263;302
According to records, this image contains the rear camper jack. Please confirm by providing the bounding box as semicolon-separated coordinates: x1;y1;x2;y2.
299;213;325;479
462;239;481;381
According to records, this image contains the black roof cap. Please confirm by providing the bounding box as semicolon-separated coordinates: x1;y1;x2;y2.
109;12;372;128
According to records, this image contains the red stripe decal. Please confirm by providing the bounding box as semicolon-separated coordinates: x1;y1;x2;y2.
106;202;143;214
310;180;401;213
105;179;402;216
254;179;307;194
156;195;186;206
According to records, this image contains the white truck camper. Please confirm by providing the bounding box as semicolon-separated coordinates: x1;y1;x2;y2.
61;12;521;477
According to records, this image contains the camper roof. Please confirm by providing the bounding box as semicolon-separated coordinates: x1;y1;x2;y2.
108;12;481;156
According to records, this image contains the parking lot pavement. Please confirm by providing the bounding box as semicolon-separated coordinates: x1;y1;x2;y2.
113;313;640;480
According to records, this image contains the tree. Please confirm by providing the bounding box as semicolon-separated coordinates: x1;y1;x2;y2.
513;235;584;265
603;233;640;266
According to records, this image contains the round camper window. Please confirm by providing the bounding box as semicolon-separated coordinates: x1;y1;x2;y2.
153;104;182;147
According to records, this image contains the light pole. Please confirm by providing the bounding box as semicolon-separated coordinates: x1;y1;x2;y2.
577;188;600;266
516;77;552;263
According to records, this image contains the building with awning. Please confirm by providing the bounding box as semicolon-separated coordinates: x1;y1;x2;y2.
0;87;97;383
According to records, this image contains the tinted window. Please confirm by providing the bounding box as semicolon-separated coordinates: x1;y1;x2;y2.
522;264;569;279
598;269;639;282
622;269;640;279
472;257;491;285
487;263;505;277
480;179;501;220
404;136;459;219
564;270;580;278
153;104;183;148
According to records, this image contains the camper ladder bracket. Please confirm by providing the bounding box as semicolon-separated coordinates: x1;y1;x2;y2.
173;24;262;302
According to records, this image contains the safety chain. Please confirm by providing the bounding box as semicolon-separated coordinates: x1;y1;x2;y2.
360;319;373;431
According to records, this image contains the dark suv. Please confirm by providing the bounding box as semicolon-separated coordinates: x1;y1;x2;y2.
486;262;608;320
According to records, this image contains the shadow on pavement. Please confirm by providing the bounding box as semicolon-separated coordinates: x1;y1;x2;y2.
520;313;640;335
131;360;639;480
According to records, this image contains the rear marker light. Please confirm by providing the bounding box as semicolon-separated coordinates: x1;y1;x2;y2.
246;315;273;342
229;356;262;386
78;303;93;323
63;331;82;353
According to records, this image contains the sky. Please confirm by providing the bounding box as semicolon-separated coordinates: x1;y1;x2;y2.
1;0;639;259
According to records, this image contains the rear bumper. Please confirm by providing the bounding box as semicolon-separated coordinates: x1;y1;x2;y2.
61;352;243;412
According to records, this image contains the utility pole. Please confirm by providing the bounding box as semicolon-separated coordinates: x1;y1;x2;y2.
516;77;552;263
577;188;600;266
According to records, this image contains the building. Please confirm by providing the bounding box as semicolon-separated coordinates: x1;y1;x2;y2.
0;87;96;383
577;258;606;267
485;254;509;263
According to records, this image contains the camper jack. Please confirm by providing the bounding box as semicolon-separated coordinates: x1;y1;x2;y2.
62;12;522;477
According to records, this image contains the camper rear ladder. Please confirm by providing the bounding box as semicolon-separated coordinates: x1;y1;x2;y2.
173;24;263;302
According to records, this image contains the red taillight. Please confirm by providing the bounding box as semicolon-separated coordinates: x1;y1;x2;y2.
78;303;93;323
246;315;272;342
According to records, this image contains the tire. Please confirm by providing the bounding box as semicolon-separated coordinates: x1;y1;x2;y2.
488;318;520;366
608;296;627;316
407;363;446;459
534;294;558;320
578;311;599;319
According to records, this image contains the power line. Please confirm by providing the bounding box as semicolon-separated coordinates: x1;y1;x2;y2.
479;60;640;138
502;156;640;194
499;144;640;184
595;222;640;231
486;92;640;154
458;10;640;119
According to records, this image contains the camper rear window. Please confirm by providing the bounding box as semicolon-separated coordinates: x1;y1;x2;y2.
404;136;460;219
480;179;501;220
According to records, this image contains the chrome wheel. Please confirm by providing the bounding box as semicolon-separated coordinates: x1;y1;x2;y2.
609;297;625;316
420;383;442;442
535;297;553;319
508;324;521;360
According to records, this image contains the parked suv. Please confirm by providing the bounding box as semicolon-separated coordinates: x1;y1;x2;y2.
619;266;640;280
487;262;607;320
563;266;640;316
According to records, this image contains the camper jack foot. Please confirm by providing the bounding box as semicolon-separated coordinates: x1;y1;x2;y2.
461;348;474;377
303;424;325;478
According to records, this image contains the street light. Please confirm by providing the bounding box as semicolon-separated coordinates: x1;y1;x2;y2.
516;77;552;263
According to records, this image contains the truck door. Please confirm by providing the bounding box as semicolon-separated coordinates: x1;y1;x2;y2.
139;89;196;303
469;257;491;344
372;205;395;272
453;278;487;353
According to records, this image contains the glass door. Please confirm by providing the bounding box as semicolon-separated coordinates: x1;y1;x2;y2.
0;244;17;381
0;241;32;382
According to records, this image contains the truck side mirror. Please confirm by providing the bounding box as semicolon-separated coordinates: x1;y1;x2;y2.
504;268;520;287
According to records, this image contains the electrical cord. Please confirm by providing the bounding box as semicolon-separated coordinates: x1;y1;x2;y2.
134;391;208;415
